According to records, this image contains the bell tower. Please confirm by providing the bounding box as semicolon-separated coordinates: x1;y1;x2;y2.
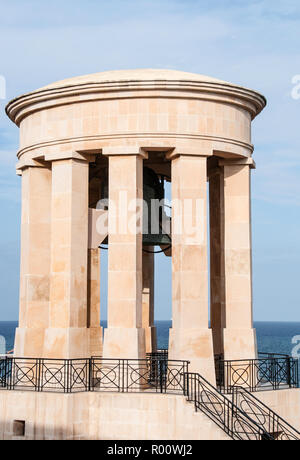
6;69;266;384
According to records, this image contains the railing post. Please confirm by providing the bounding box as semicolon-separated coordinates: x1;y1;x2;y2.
232;387;236;409
287;357;291;388
2;357;7;388
8;357;13;390
67;359;70;393
251;359;255;392
229;399;233;437
37;358;42;392
88;358;92;392
159;360;163;393
272;358;277;390
183;371;189;397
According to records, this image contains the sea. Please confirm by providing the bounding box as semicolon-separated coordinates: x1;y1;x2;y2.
1;321;300;357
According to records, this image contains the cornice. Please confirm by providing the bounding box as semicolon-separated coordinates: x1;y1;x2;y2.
6;79;266;126
16;132;254;159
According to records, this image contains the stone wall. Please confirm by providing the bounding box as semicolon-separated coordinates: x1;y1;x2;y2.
0;390;230;440
256;389;300;432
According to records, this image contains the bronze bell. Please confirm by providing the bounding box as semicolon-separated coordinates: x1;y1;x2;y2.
97;166;171;247
142;167;171;247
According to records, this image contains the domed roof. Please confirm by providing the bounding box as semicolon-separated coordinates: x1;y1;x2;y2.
39;69;232;91
6;68;267;125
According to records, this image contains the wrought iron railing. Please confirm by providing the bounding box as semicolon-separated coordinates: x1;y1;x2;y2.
91;357;188;393
183;372;273;441
0;356;188;394
1;355;299;440
215;353;299;394
0;357;90;393
146;349;168;360
232;386;300;440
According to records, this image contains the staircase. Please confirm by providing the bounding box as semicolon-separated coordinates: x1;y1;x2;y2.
183;373;300;441
232;387;300;440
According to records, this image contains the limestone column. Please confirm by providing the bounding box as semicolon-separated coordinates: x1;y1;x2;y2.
209;169;225;356
220;160;257;361
14;166;51;357
142;248;157;353
168;154;215;383
43;158;90;359
87;248;103;356
103;153;146;359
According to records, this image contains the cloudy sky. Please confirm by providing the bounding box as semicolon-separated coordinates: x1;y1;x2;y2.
0;0;299;321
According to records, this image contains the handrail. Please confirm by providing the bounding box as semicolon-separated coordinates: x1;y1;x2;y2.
183;372;273;441
215;354;299;393
232;386;300;440
258;352;291;359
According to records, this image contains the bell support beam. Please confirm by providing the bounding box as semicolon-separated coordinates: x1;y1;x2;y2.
142;248;157;353
102;148;146;359
87;248;103;357
209;168;225;357
168;152;216;384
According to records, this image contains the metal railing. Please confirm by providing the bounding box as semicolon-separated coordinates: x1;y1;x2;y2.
2;355;299;440
0;356;188;394
91;357;188;393
215;353;299;394
184;372;273;441
232;386;300;440
0;357;90;393
146;349;168;360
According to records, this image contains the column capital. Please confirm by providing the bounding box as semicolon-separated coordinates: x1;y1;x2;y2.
16;151;96;175
43;151;95;163
218;157;256;169
166;149;212;160
102;146;148;159
16;158;51;176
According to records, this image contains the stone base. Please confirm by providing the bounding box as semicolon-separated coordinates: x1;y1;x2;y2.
88;327;103;357
103;327;146;359
14;327;45;358
223;328;257;361
43;328;90;359
0;390;231;440
168;328;216;384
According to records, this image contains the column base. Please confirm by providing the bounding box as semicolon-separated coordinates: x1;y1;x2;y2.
223;328;257;361
43;328;90;359
144;326;157;354
103;327;146;359
168;328;216;385
14;327;45;358
88;327;103;357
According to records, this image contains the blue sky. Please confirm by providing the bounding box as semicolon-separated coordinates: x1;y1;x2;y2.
0;0;299;321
